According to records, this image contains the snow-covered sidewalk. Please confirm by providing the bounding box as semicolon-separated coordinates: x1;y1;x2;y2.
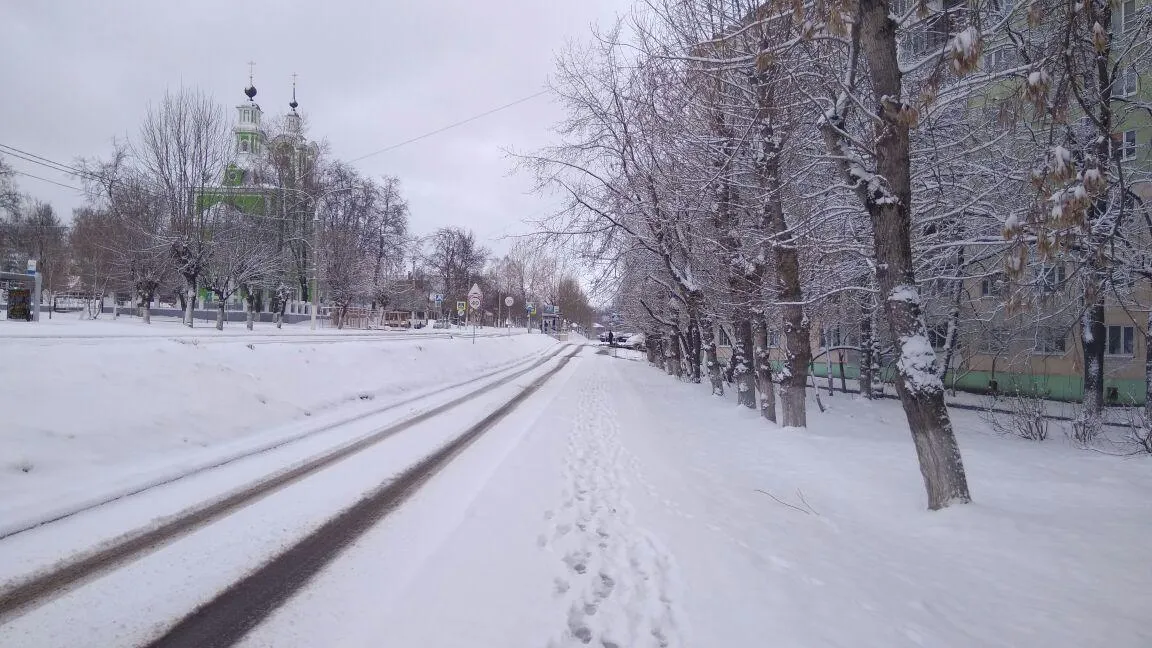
252;349;1152;647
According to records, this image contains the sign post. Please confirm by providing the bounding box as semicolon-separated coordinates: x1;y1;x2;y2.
504;296;514;335
467;283;483;344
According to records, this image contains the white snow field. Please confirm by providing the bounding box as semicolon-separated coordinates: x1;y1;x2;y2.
1;334;1148;647
0;317;551;534
230;350;1150;648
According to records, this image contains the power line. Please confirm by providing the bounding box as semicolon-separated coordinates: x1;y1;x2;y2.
0;143;86;176
2;87;553;202
10;170;83;192
349;89;550;163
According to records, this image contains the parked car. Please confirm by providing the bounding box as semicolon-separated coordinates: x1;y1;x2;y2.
625;333;645;350
614;334;630;345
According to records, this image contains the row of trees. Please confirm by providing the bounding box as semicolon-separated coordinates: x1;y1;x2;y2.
420;228;594;330
3;121;593;332
526;0;1152;508
0;88;414;329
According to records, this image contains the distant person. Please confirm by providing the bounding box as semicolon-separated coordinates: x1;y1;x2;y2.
608;330;614;347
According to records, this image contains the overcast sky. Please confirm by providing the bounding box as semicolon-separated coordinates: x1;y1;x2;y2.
0;0;631;254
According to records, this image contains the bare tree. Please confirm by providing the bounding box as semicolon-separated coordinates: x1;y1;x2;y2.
134;87;231;328
200;204;279;330
69;207;118;318
425;226;489;311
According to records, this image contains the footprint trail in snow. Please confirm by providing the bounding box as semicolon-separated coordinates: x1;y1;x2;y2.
540;374;684;647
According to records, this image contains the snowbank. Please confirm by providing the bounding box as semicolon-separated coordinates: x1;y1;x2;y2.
607;357;1152;647
0;320;555;528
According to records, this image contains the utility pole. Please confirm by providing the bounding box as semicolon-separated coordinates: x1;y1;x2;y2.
308;185;358;331
310;209;320;330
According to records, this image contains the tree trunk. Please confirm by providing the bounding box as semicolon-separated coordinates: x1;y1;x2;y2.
686;315;703;384
779;303;812;427
827;353;835;396
646;333;661;365
859;311;874;399
141;298;151;325
700;316;724;396
245;302;255;331
752;59;810;426
732;313;757;409
183;282;196;328
1071;0;1114;441
853;0;971;509
938;248;965;384
1078;294;1106;442
665;316;683;378
1144;310;1152;423
216;300;225;331
753;315;777;422
869;304;885;398
838;351;848;393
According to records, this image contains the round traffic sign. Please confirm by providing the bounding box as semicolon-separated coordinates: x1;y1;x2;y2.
504;296;514;307
468;295;481;310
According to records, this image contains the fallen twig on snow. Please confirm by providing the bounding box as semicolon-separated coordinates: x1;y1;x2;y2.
756;489;820;516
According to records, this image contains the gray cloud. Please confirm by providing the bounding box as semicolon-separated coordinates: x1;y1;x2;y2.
0;0;630;252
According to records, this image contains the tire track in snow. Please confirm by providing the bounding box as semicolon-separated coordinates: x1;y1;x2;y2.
539;368;684;647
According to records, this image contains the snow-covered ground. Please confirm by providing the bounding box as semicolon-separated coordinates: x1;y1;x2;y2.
0;318;551;533
244;349;1151;647
3;335;1148;647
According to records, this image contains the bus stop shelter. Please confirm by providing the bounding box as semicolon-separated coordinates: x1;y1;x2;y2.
0;270;42;322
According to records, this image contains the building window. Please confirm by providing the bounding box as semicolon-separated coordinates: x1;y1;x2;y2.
980;328;1009;355
718;327;732;347
1106;325;1135;355
987;47;1017;71
240;138;250;153
1038;265;1065;293
1123;0;1138;31
928;323;951;349
1112;267;1135;293
906;24;928;57
768;331;780;347
1120;130;1138;161
981;272;1006;296
988;0;1014;17
820;326;843;348
1034;326;1066;354
1113;66;1139;98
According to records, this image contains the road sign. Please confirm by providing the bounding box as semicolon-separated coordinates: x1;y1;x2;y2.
504;296;514;307
25;260;37;276
429;292;444;303
456;301;466;316
468;295;481;310
526;302;536;316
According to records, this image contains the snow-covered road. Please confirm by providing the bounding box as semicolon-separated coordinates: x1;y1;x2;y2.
0;345;581;647
2;347;1148;647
